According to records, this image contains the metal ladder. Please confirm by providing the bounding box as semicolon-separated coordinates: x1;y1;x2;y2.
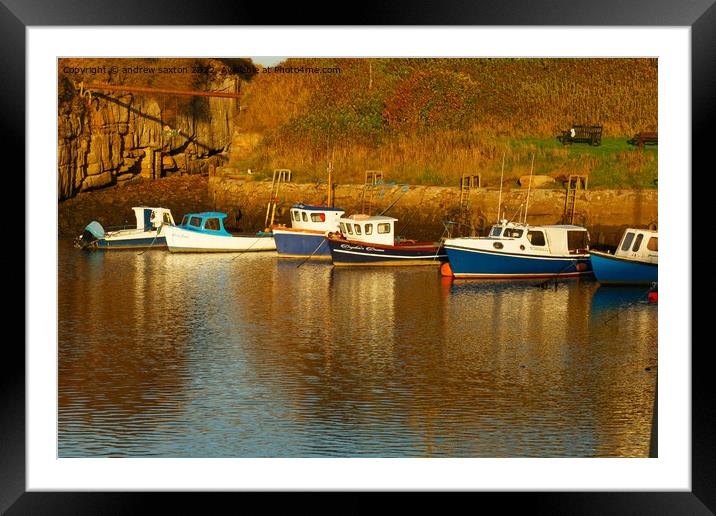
457;173;481;236
264;168;292;228
564;174;588;224
361;170;383;215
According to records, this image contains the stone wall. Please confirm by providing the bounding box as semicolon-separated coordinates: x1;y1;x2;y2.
209;176;658;247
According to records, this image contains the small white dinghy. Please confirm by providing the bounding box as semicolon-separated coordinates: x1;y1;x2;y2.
164;212;276;253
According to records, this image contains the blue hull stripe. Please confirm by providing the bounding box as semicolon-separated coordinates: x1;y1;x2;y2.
274;232;331;257
445;246;591;278
96;237;167;249
590;252;657;285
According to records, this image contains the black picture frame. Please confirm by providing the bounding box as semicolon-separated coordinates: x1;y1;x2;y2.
8;0;709;512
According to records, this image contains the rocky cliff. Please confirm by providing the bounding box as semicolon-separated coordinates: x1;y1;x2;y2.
57;66;244;201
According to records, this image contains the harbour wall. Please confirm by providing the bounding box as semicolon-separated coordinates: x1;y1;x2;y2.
209;176;658;247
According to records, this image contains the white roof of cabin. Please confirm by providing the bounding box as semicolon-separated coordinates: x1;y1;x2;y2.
342;214;397;222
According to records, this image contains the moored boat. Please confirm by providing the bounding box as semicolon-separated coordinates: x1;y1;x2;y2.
590;228;657;285
74;206;175;250
164;212;276;253
326;214;447;266
272;204;345;259
443;220;592;279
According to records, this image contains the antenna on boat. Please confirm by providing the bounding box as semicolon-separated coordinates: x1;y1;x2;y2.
497;151;505;223
327;149;335;208
523;153;535;224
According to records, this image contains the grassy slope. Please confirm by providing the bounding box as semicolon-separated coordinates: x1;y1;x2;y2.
235;58;658;188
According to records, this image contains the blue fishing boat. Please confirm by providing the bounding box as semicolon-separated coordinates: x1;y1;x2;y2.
272;204;345;259
164;212;276;253
443;220;592;279
326;214;447;267
590;228;657;285
74;207;175;250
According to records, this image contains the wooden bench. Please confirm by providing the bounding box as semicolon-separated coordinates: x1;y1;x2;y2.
627;132;658;148
557;125;602;146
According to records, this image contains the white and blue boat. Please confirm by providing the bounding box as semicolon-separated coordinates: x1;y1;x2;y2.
590;228;657;285
443;220;592;279
271;204;345;259
74;206;175;250
164;212;276;253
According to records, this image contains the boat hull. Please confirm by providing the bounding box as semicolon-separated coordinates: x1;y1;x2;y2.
272;228;331;259
444;245;592;278
88;227;168;250
165;226;276;253
590;250;657;285
326;238;447;266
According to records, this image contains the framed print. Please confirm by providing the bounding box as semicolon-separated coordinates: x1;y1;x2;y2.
9;0;711;512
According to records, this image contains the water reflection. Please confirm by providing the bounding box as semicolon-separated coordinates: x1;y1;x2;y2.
58;242;656;457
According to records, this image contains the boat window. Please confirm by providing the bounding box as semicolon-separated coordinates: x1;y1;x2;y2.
311;213;326;223
354;224;362;235
632;234;644;252
181;215;189;226
378;223;391;234
163;213;172;225
567;230;588;251
504;228;523;238
301;212;308;222
365;224;373;235
621;232;635;251
189;216;202;227
292;210;300;221
527;230;546;246
345;223;353;235
647;237;658;251
490;226;502;237
204;218;220;231
339;222;346;234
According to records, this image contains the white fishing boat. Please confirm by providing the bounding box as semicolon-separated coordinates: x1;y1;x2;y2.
442;153;591;278
443;220;592;278
74;206;175;250
164;211;276;253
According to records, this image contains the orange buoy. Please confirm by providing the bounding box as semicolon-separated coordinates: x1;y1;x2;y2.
440;262;454;277
648;291;658;303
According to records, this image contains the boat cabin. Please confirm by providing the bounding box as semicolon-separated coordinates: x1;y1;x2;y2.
485;220;590;256
132;207;175;231
338;214;397;246
179;212;232;236
614;228;658;263
289;204;345;232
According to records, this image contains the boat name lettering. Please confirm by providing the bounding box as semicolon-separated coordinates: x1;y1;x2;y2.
339;243;385;253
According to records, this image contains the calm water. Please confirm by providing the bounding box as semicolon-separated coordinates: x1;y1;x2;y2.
58;240;657;457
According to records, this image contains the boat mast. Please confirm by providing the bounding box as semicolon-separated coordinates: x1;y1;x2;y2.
497;151;505;222
326;131;334;208
523;153;535;224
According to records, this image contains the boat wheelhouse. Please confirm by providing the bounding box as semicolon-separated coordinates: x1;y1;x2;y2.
443;220;592;279
74;206;175;250
325;214;447;266
164;212;276;253
272;204;345;259
590;228;657;285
